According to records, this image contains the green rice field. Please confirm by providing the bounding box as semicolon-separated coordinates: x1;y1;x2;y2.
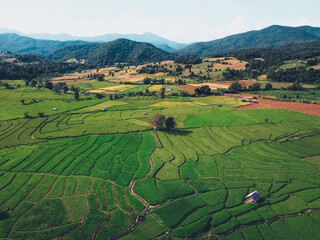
1;84;320;239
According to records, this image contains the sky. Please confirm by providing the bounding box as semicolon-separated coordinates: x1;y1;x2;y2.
0;0;319;43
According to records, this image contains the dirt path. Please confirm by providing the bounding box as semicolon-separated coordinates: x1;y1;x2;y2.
109;131;159;239
55;194;90;239
92;215;111;240
213;207;320;239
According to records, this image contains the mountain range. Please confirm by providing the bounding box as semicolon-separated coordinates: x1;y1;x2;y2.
0;28;187;52
176;25;320;56
1;25;320;65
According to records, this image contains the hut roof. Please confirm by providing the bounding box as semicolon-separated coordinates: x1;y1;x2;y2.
245;191;261;202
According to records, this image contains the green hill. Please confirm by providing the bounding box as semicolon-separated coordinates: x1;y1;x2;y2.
48;38;172;65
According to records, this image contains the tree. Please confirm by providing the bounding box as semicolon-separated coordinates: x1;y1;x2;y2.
195;85;211;96
109;94;113;100
264;83;273;90
3;83;11;89
74;91;79;100
38;112;45;117
228;82;242;93
151;113;166;130
95;93;104;99
288;82;303;91
24;112;31;119
143;78;151;84
63;85;69;93
251;82;261;91
96;74;104;81
44;81;53;90
160;87;166;99
165;117;176;130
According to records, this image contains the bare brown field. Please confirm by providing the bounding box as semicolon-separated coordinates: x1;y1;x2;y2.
178;84;196;94
254;58;265;61
237;98;320;117
258;75;268;80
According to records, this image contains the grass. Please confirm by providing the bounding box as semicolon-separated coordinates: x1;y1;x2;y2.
0;86;104;121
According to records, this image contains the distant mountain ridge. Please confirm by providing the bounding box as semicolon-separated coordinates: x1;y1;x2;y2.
0;33;85;55
176;25;320;57
0;28;188;51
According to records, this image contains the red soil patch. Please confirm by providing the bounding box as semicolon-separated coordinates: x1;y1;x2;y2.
178;85;196;94
213;58;248;70
160;60;174;65
117;74;143;81
52;76;81;82
258;75;268;80
222;93;252;100
236;98;320;117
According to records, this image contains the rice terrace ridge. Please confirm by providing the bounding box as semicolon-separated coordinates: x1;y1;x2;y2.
1;0;320;239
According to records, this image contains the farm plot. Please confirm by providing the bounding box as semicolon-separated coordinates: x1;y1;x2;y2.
137;123;320;238
89;85;137;93
0;132;157;239
0;87;104;121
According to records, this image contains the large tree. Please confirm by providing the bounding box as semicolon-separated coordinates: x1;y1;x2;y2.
151;113;166;130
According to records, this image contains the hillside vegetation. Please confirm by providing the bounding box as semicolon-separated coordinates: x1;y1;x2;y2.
176;25;320;56
49;39;172;65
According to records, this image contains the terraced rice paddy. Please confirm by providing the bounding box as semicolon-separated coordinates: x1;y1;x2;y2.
1;91;320;239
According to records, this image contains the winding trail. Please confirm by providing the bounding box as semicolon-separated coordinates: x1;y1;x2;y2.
108;131;159;240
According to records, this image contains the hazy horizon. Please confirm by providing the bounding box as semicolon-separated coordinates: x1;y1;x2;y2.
1;0;320;43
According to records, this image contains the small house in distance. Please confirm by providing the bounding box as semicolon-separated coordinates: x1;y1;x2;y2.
245;191;261;203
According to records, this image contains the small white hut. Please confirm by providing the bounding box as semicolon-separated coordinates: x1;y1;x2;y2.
245;191;261;203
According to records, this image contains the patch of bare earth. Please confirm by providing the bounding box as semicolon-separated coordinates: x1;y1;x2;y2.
236;98;320;117
178;85;196;94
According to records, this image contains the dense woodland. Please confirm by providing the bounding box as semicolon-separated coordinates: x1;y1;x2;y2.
49;39;171;66
0;53;89;80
